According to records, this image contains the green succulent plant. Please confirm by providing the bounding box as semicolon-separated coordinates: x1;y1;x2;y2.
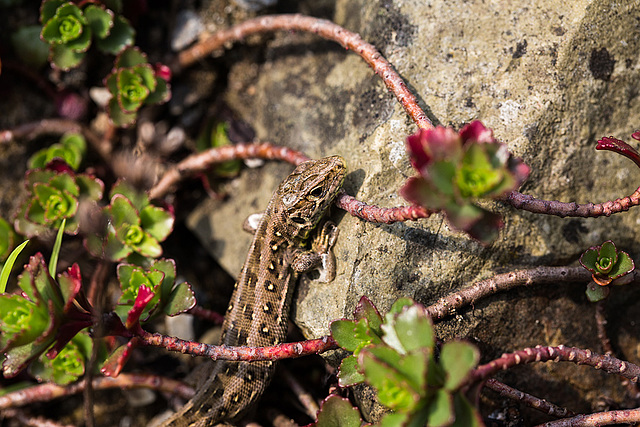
580;240;635;302
39;0;134;70
29;331;92;385
399;121;529;244
85;180;174;261
328;297;483;427
0;254;92;378
104;47;171;127
14;166;104;238
115;259;195;329
28;133;87;171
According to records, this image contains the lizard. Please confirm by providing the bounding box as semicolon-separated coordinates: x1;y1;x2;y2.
161;155;347;426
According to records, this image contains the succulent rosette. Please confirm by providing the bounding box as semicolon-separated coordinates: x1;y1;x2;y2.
14;164;104;238
40;0;134;70
580;240;635;287
400;121;529;244
115;259;195;329
85;180;174;261
0;255;92;378
29;132;87;171
104;47;171;127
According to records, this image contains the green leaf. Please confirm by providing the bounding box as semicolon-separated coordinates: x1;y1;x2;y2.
109;195;140;229
95;16;134;55
451;393;484;427
440;341;479;391
585;281;610;302
50;43;86;70
314;395;362;427
0;240;29;293
610;250;635;280
75;174;104;200
107;95;138;127
114;46;147;68
84;4;114;39
110;181;149;212
331;319;361;352
40;0;66;24
381;305;434;355
117;69;149;112
426;389;454;427
144;75;171;106
140;205;174;242
599;241;617;262
30;336;86;385
49;218;66;275
152;258;176;301
360;346;422;411
0;217;17;262
337;354;365;387
11;25;50;68
353;296;383;336
164;281;196;316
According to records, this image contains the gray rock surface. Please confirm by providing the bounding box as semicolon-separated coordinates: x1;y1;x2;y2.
187;0;640;422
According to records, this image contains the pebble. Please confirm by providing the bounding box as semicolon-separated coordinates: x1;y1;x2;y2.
171;10;204;51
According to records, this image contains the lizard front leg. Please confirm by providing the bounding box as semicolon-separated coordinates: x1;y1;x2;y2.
289;221;339;283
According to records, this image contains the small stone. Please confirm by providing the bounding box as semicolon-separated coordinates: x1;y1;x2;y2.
233;0;278;11
171;10;204;51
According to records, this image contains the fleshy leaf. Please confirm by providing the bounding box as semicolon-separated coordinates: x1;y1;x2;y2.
140;205;174;242
11;25;49;68
381;305;434;355
125;285;154;329
609;250;635;280
579;248;599;272
337;355;365;387
49;43;86;71
353;295;383;335
440;341;480;391
451;393;485;427
330;320;361;352
359;346;422;411
84;4;113;39
586;281;610;302
426;389;455;427
313;395;362;427
164;281;196;316
95;16;134;55
110;180;149;212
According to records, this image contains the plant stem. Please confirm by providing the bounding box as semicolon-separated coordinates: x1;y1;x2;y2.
0;409;73;427
484;378;575;418
0;374;194;410
594;299;640;401
136;328;338;361
534;407;640;426
187;305;225;324
425;266;592;321
280;365;320;420
505;188;640;218
148;142;310;200
470;345;640;384
174;14;432;130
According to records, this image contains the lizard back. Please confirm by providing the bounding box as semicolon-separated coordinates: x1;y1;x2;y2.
162;155;346;426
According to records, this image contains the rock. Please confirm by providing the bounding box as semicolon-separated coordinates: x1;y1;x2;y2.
187;0;640;423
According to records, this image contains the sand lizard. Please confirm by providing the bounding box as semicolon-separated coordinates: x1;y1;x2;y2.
162;155;346;426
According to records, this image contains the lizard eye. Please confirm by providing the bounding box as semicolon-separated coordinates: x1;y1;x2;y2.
308;186;323;199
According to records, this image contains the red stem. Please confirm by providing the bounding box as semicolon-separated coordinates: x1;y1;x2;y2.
175;14;432;130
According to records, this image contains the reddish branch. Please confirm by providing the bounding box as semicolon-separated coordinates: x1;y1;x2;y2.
175;14;432;130
0;118;111;161
535;408;640;427
484;379;575;418
148;142;310;200
335;192;431;223
0;373;194;410
0;409;72;427
187;305;225;324
425;266;592;321
505;188;640;218
470;345;640;385
136;328;338;361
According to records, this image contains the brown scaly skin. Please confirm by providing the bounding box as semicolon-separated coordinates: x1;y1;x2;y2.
162;156;346;426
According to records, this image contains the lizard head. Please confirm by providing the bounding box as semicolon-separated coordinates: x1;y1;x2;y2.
276;155;346;241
